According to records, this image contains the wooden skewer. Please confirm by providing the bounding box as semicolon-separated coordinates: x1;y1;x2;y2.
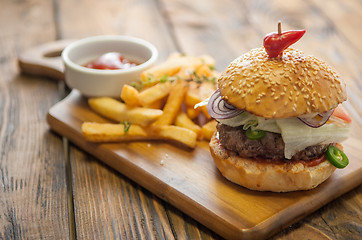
278;21;282;35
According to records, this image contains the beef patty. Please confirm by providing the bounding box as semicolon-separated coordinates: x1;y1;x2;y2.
217;123;328;161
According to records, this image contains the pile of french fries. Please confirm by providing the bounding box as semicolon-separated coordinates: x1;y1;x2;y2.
81;53;218;149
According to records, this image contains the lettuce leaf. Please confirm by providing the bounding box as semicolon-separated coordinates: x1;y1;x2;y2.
276;118;350;159
218;111;281;133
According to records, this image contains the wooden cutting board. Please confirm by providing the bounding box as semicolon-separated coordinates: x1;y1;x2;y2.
47;90;362;240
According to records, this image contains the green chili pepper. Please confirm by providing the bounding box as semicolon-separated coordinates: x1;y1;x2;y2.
326;145;349;169
246;128;266;140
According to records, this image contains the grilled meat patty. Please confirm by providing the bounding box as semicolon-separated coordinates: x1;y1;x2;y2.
217;123;328;161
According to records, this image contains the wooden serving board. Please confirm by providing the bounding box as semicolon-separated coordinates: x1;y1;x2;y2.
47;90;362;240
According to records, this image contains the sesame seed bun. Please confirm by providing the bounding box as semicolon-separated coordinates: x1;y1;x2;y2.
218;48;347;118
210;133;337;192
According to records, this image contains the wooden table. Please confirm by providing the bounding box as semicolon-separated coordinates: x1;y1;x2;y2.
1;0;361;239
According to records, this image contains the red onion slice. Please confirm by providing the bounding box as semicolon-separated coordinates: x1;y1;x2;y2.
207;89;243;119
298;110;334;128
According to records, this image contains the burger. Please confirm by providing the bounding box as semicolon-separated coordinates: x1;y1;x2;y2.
203;24;351;192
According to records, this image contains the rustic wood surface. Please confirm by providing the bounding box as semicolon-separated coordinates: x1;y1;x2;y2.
1;0;361;239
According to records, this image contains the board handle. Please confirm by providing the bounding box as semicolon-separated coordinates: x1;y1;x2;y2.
18;39;75;81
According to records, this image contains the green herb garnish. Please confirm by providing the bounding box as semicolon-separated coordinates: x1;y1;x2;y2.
122;121;132;135
160;75;168;83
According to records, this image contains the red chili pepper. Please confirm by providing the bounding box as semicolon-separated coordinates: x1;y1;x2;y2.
263;22;306;58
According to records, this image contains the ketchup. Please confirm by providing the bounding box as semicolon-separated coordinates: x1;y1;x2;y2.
84;52;139;70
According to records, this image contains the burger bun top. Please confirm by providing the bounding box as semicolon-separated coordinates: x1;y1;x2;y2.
218;47;347;118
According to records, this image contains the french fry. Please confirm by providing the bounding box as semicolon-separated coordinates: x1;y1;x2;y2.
201;120;217;141
144;97;166;109
175;112;201;138
201;106;211;119
186;107;201;120
138;81;172;107
121;85;140;107
185;83;201;107
149;125;197;148
82;122;148;142
141;62;182;85
195;64;213;77
82;122;197;148
83;53;219;149
185;81;215;108
88;97;163;126
141;54;216;85
152;80;187;126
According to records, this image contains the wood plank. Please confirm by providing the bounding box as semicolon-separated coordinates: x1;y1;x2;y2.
69;147;175;239
46;90;362;240
0;0;69;239
55;0;177;61
310;0;362;54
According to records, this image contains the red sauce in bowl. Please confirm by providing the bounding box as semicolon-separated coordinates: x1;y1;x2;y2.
84;52;140;70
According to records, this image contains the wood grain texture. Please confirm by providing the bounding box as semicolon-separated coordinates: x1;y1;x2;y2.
0;0;69;239
1;0;361;239
18;39;74;81
46;90;362;240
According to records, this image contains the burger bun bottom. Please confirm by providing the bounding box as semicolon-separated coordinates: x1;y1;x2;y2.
210;132;337;192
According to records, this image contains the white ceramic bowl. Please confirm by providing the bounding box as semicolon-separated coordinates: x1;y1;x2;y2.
62;35;158;97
